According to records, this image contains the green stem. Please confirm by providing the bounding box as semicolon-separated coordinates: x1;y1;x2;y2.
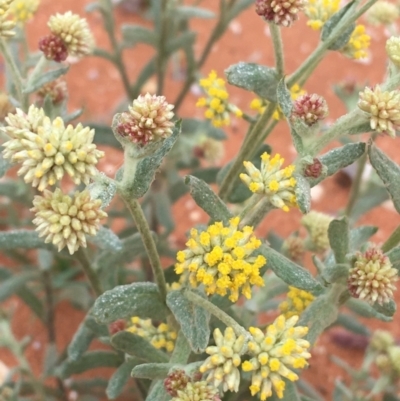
240;198;273;229
76;248;103;297
344;151;367;217
185;290;249;340
238;194;263;221
382;225;400;253
118;188;167;302
0;38;27;110
269;23;284;77
157;0;169;95
169;330;191;364
218;102;276;200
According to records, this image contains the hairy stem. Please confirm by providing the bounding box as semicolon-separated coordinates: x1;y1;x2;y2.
218;102;276;200
0;38;27;110
382;225;400;253
118;189;167;302
269;24;284;77
76;248;103;297
240;198;273;229
185;290;248;339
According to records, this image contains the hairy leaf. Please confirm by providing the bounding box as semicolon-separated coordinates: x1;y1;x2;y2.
121;25;157;48
131;363;173;380
23;65;69;94
276;78;293;118
328;218;349;264
88;226;123;251
295;174;311;214
68;317;96;361
175;6;215;18
346;298;392;321
106;358;140;399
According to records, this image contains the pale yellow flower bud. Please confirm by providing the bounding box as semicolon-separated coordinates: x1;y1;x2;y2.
31;189;107;254
301;211;333;252
366;1;399;26
10;0;39;24
386;36;400;67
0;0;15;38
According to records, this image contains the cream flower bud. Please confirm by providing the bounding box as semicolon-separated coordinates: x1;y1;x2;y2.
116;93;175;146
31;189;107;254
10;0;39;24
200;327;245;393
1;109;104;191
292;93;328;126
172;381;220;401
386;36;400;68
47;11;94;58
369;330;395;352
348;248;398;305
301;211;333;252
358;85;400;137
0;0;16;38
366;1;399;26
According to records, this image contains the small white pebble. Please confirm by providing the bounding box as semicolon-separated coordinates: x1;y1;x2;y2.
310;185;324;202
189;211;201;222
229;20;242;34
264;25;271;36
184;199;196;209
382;200;396;212
68;391;78;401
32;341;41;350
87;68;100;80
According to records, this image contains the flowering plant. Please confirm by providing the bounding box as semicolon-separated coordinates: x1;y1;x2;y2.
0;0;400;400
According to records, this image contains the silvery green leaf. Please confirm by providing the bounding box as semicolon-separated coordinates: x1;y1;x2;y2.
290;126;304;154
145;380;170;401
88;226;123;252
23;65;69;94
373;299;396;318
276;78;293;118
299;294;339;344
322;263;349;284
131;363;173;380
68;316;96;361
258;246;324;294
57;351;123;379
351;182;389;220
87;173;117;209
85;2;104;12
185;175;231;223
128;121;181;198
321;2;356;50
167;289;211;353
307;142;366;187
106;359;140;400
0;271;39;302
333;380;353;401
334;313;370;336
345;298;392;321
328;218;349;263
84;316;109;338
154;190;175;235
63;108;84;124
92;282;169;323
294;174;311;214
111;332;169;362
225;62;278;102
121;25;157;48
43;343;58;376
0;151;11;178
0;230;51;249
349;225;378;250
175;6;215;18
347;121;374;135
369;144;400;213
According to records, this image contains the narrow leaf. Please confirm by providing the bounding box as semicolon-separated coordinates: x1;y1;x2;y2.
225;62;279;102
369;144;400;213
276;78;293;118
328;218;349;264
106;358;140;400
131;363;173;380
0;271;39;302
23;65;69;94
175;6;215;19
145;380;170;401
346;298;392;321
92;282;169;323
334;313;370;336
185;175;231;223
294;175;311;214
167;290;211;353
121;25;157;48
68;317;96;361
111;331;169;362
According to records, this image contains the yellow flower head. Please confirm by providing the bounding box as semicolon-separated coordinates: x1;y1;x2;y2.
242;315;311;400
240;153;297;212
10;0;39;23
200;327;245;392
341;24;370;60
126;317;177;353
197;70;242;127
304;0;340;30
279;286;315;318
175;217;266;302
250;84;305;121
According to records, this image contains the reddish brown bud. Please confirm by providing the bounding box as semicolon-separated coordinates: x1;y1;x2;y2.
164;370;190;397
255;0;305;27
304;158;323;178
39;34;68;62
292;93;328;126
108;319;126;335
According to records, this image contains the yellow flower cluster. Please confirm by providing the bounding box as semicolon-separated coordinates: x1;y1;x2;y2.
242;315;311;400
175;217;266;302
341;25;371;60
196;70;242;127
126;317;177;353
250;84;305;120
304;0;340;30
10;0;39;23
200;327;244;392
240;153;297;212
279;287;315;318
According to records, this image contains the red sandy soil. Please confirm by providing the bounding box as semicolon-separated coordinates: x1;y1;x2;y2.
1;0;400;399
